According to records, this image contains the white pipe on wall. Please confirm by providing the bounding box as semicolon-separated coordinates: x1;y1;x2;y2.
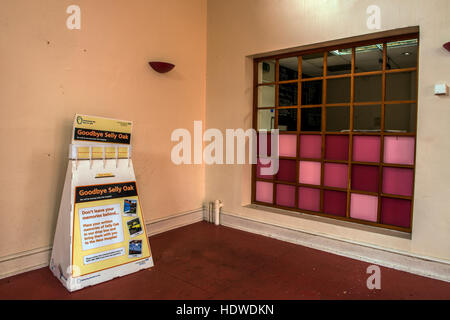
214;200;223;225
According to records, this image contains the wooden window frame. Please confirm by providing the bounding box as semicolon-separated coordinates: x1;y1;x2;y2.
252;32;419;233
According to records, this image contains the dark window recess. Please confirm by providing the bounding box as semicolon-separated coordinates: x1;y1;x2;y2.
301;107;322;131
278;108;298;131
278;83;298;106
302;80;322;105
279;65;298;81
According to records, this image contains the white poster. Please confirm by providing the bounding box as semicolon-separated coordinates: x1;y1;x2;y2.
78;203;124;251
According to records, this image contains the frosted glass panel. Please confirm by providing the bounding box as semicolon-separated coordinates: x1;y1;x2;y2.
258;85;275;108
324;163;348;188
352;136;380;162
383;136;415;165
257;109;275;131
258;60;275;84
350;193;378;222
276;184;296;207
255;181;273;203
299;161;321;185
279;134;297;157
382;167;414;196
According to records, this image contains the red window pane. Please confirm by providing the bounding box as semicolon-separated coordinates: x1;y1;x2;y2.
298;187;320;211
351;165;379;192
325;135;349;161
276;184;296;207
276;159;297;182
381;197;411;228
323;190;347;217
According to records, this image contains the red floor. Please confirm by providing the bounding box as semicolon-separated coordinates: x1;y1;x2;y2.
0;222;449;299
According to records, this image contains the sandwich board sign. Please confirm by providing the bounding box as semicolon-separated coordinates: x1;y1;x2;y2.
50;114;153;292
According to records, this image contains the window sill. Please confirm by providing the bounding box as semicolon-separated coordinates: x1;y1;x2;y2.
244;203;412;240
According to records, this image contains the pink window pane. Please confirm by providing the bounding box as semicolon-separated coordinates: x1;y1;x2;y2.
276;159;297;182
279;134;297;157
323;190;347;217
324;163;348;188
382;167;414;196
298;187;320;211
255;181;273;203
256;158;274;179
276;184;296;207
353;136;380;162
300;135;321;159
299;161;321;185
325;135;349;161
384;136;415;165
350;193;378;222
381;197;411;228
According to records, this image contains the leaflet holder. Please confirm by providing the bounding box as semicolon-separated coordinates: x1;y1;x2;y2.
69;144;133;170
50;114;153;292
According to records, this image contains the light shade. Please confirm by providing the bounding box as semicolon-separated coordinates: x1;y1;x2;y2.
443;42;450;52
149;61;175;73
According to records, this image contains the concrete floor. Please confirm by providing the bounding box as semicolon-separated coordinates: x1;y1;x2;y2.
0;222;449;299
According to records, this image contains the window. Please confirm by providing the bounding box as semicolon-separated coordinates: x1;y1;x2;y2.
253;33;418;232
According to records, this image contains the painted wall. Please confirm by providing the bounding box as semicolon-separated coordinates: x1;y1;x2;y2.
206;0;450;261
0;0;206;258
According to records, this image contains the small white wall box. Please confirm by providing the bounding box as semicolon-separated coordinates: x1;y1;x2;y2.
434;83;448;96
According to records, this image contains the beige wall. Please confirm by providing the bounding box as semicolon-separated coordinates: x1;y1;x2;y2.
0;0;206;258
206;0;450;261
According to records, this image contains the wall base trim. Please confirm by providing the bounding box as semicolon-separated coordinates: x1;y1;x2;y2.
0;208;203;280
221;212;450;283
146;208;203;236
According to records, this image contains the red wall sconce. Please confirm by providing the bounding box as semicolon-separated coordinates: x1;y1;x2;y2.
149;61;175;73
443;42;450;52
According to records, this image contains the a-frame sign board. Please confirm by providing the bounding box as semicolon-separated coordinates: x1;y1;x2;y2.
50;114;153;292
